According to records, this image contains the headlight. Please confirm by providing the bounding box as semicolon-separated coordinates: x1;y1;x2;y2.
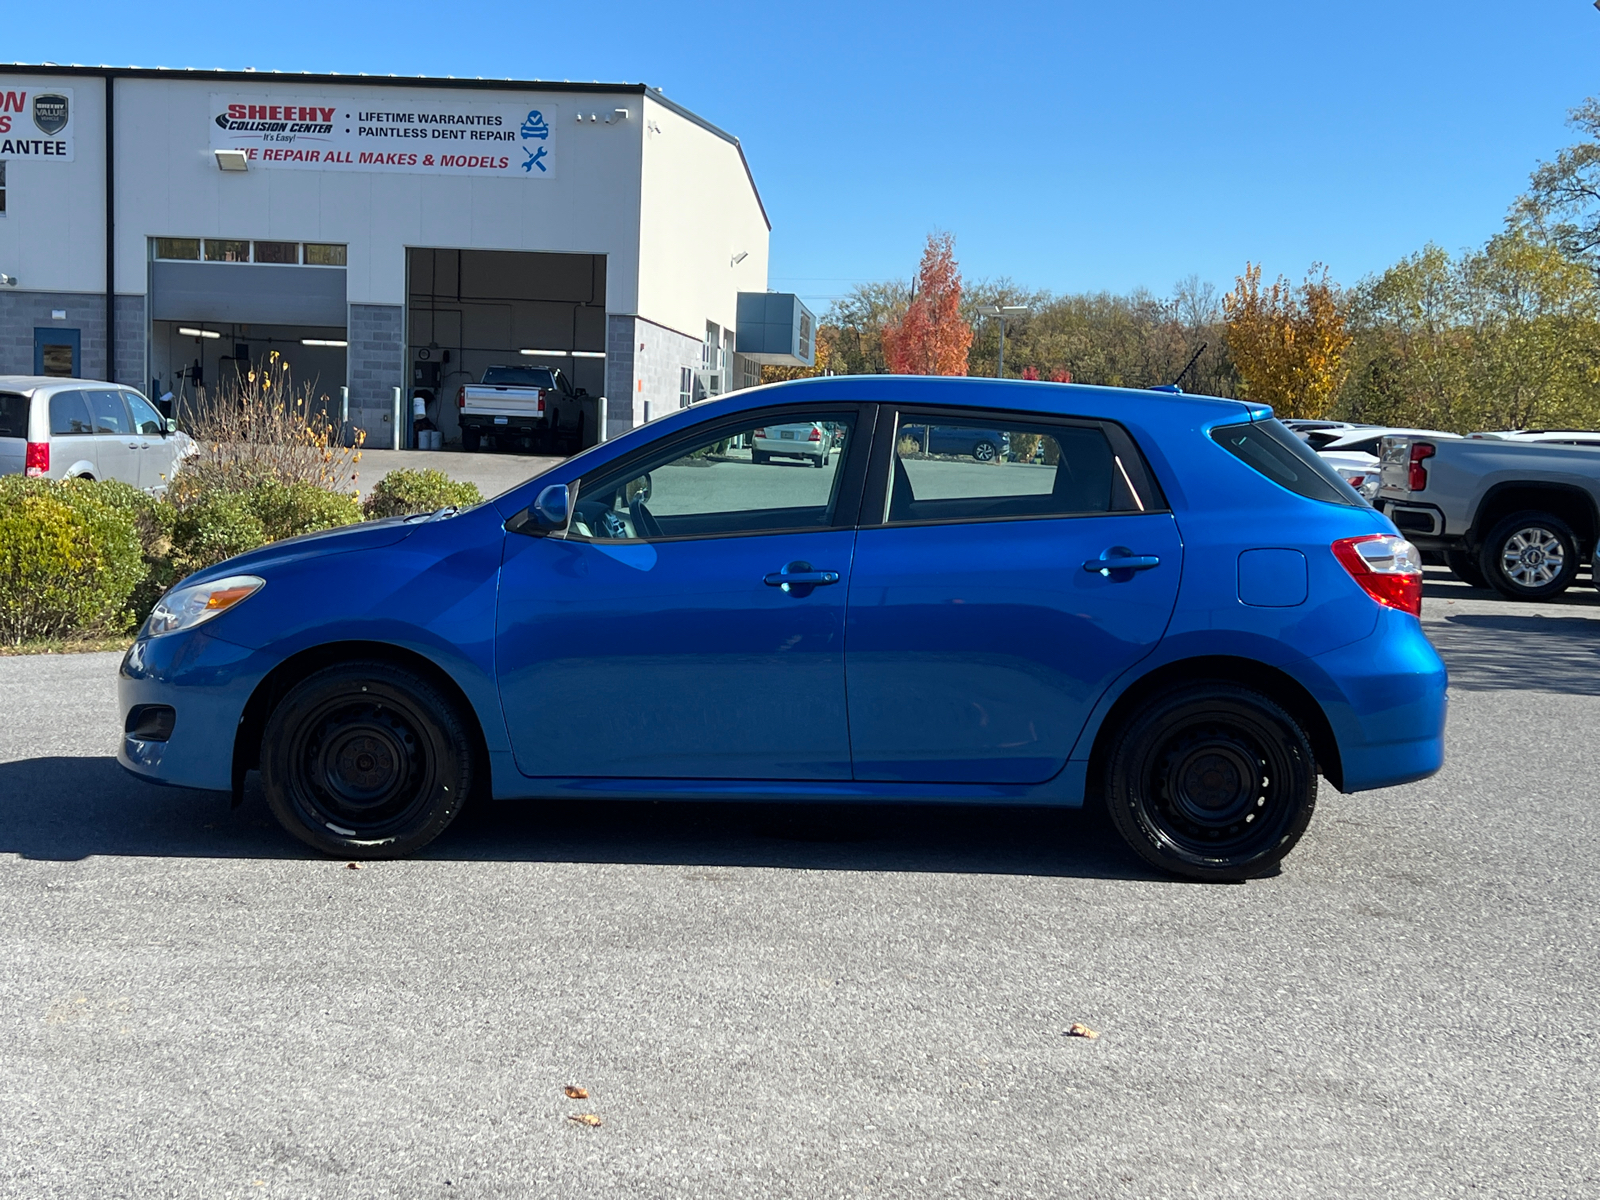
144;574;265;638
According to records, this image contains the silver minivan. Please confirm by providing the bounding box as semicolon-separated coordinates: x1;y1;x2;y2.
0;376;192;493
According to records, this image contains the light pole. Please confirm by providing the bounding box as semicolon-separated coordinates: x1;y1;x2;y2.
977;304;1029;378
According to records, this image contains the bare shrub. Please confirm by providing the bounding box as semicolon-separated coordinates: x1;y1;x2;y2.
175;353;363;500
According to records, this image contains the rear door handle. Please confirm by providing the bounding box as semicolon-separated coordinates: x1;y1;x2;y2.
1084;547;1161;577
764;570;840;587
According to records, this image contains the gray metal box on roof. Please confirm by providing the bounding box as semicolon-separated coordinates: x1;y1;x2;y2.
735;292;815;367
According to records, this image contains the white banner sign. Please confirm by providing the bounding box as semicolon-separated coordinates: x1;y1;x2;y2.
0;84;74;161
209;93;556;178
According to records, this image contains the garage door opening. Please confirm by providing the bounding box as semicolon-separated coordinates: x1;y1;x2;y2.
406;249;606;451
151;321;347;418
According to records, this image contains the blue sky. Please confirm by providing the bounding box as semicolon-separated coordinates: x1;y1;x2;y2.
8;1;1600;310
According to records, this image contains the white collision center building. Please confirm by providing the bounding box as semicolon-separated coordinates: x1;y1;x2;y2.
0;65;814;443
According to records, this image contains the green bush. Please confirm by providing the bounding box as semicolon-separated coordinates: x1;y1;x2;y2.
362;469;483;519
0;483;143;645
168;480;360;574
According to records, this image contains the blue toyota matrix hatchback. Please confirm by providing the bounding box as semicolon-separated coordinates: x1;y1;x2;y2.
119;378;1447;881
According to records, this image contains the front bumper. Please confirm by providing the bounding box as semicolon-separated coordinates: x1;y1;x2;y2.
116;629;268;791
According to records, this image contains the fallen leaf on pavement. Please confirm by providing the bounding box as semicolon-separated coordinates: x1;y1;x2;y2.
1067;1023;1100;1039
568;1113;602;1127
345;862;363;870
564;1085;589;1099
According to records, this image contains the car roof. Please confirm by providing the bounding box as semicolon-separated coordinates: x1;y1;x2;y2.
0;375;119;393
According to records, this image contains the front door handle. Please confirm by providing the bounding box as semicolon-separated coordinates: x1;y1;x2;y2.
127;441;140;449
1084;547;1161;579
764;560;841;595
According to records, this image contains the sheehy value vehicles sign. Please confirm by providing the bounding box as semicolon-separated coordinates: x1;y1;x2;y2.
210;93;556;178
0;84;74;160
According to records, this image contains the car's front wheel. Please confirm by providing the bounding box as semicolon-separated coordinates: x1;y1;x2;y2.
1478;511;1578;600
1104;683;1317;881
261;661;474;859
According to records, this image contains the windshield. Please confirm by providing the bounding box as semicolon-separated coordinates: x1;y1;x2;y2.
481;366;566;390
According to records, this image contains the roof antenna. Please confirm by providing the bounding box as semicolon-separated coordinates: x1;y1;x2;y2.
1170;342;1206;391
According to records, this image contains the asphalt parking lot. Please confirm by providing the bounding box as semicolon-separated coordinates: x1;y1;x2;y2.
1;570;1596;1199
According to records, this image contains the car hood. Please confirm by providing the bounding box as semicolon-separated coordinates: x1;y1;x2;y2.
183;516;420;585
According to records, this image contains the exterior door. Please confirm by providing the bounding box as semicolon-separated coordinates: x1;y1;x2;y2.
496;404;869;779
84;388;139;484
34;328;80;377
123;390;171;490
845;409;1182;784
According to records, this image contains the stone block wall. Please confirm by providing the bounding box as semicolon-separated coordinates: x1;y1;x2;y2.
348;303;404;445
604;315;704;440
0;290;107;380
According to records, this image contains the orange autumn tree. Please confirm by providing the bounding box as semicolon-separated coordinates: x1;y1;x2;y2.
882;232;973;375
1224;263;1352;419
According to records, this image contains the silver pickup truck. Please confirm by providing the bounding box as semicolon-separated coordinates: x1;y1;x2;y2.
456;365;579;453
1377;434;1600;599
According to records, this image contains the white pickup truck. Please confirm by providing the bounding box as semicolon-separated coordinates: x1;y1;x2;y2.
457;365;580;453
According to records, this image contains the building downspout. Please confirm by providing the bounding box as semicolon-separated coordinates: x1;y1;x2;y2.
104;72;115;382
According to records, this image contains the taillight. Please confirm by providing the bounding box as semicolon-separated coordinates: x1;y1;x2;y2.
808;427;822;441
752;427;766;438
1407;441;1435;491
1332;534;1423;616
457;386;467;409
538;387;550;411
25;442;48;477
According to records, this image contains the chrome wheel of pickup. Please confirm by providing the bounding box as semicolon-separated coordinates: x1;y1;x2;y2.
1479;510;1580;601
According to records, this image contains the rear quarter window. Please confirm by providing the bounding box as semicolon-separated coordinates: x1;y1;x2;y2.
0;392;27;439
1212;419;1363;506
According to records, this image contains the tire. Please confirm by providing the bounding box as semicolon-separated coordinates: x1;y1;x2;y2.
1477;511;1579;601
973;440;998;462
462;427;481;452
812;451;826;468
1104;683;1318;882
752;450;770;465
1444;548;1489;589
260;661;474;859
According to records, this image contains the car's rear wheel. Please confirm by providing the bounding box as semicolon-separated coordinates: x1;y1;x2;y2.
1444;547;1489;589
973;440;998;462
752;450;770;464
1478;511;1578;600
1104;683;1317;882
261;661;473;859
462;427;481;452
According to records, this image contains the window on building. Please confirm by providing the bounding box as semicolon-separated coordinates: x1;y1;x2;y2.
0;161;7;216
253;241;298;264
204;239;250;263
678;366;694;409
303;243;347;266
798;311;813;362
154;238;201;260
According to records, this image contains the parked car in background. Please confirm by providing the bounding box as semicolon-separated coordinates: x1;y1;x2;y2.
0;376;191;493
1377;432;1600;598
118;377;1445;883
1468;429;1600;447
901;423;1010;461
457;365;585;453
752;420;834;467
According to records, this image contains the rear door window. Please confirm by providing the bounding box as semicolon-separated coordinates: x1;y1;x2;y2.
0;392;27;439
1212;419;1363;506
86;390;132;435
49;391;93;436
883;413;1150;524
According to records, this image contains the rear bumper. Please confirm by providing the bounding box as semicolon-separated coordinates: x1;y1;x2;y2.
1296;606;1447;792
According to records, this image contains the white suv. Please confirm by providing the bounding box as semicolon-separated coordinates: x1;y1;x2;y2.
0;376;193;493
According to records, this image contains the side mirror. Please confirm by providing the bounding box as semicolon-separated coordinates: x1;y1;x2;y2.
624;472;652;504
532;483;571;531
165;417;178;434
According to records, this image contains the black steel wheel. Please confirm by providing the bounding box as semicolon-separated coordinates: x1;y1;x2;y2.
1477;511;1579;601
1444;548;1489;589
1105;683;1317;881
973;440;998;462
261;662;473;858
